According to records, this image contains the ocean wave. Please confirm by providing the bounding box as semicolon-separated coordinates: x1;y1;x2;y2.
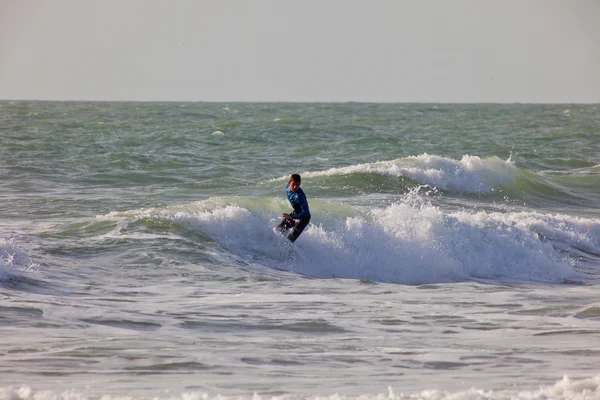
2;375;599;400
97;196;600;285
268;154;599;209
274;154;517;194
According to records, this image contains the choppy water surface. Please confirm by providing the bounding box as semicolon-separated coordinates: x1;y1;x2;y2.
1;101;600;399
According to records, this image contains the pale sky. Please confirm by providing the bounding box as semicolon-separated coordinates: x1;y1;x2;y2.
1;0;599;103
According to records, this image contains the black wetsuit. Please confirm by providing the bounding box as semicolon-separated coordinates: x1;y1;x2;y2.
278;184;311;243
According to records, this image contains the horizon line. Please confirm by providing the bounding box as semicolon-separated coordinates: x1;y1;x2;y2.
1;98;599;105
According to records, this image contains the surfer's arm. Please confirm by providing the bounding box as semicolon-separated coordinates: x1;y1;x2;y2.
290;193;310;219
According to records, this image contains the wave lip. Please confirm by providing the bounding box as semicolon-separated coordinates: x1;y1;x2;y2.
298;154;517;193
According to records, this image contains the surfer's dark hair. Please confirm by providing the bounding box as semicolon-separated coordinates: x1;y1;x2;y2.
290;174;301;184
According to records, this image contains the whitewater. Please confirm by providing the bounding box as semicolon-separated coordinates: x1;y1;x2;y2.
1;101;600;399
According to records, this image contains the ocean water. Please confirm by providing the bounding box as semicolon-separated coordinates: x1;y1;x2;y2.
1;101;600;400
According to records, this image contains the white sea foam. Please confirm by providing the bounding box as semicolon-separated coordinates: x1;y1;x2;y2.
0;238;34;281
112;196;599;285
289;203;581;284
284;154;517;193
2;375;599;400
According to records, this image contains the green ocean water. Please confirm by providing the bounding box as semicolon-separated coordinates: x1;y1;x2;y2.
2;102;599;217
2;101;600;398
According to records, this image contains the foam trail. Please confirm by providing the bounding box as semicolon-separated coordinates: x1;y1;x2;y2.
2;375;599;400
288;154;517;193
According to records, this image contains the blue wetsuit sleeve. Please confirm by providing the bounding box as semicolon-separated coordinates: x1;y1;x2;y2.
290;192;310;219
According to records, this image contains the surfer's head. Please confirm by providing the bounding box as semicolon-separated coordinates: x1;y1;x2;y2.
289;174;301;192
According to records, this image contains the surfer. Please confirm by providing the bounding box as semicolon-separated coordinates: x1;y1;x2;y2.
277;174;311;243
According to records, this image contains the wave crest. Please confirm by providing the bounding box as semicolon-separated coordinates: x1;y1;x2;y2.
98;196;600;285
290;154;517;193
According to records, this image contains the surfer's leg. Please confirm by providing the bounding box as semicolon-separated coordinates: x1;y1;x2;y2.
277;217;296;233
287;215;310;243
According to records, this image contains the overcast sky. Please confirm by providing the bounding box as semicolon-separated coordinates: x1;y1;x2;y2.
1;0;599;102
